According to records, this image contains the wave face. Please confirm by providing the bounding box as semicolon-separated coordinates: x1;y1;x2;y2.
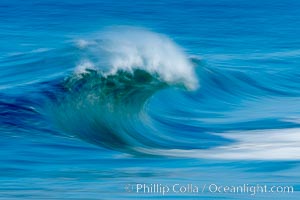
52;69;168;152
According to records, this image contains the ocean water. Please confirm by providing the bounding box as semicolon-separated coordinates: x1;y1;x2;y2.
1;0;300;199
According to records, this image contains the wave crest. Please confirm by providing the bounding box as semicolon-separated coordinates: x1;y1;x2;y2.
75;27;199;90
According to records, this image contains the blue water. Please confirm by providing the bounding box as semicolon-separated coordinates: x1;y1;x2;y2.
1;0;300;199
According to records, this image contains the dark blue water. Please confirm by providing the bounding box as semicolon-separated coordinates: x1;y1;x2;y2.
1;0;300;199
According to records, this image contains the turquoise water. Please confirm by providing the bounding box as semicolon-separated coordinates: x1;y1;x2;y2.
1;0;300;199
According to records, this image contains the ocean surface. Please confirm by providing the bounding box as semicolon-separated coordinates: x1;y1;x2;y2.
1;0;300;199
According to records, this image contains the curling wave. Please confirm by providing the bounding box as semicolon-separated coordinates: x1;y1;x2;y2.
50;28;200;154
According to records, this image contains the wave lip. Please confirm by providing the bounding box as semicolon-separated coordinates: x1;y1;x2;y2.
75;27;199;90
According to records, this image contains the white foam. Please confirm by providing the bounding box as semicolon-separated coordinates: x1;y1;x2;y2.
75;60;96;74
75;27;199;90
138;128;300;160
75;39;91;49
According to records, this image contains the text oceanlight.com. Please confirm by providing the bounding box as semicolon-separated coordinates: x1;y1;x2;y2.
124;183;294;196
